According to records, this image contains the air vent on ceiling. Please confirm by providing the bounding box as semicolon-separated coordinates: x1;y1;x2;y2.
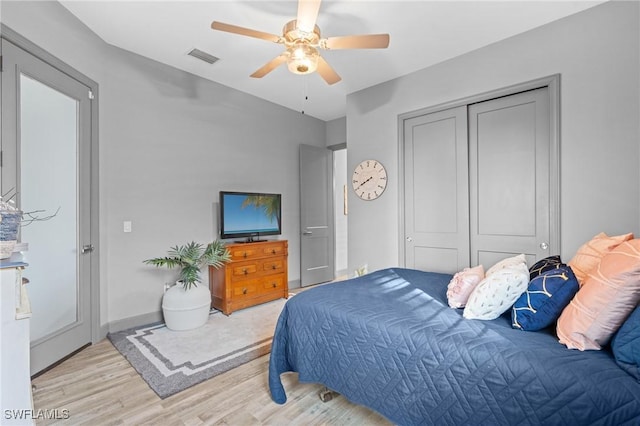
187;48;219;65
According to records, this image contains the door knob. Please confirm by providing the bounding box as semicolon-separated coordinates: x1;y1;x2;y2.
302;230;313;235
539;242;549;250
82;244;94;254
406;237;413;242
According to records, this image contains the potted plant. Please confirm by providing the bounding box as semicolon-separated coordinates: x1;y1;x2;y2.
144;240;230;331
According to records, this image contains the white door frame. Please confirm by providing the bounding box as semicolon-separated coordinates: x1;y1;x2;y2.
397;75;560;266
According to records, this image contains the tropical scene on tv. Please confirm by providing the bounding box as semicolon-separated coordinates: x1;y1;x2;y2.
223;194;280;234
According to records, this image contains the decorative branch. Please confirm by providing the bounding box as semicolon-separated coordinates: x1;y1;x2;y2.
1;188;60;226
21;207;61;227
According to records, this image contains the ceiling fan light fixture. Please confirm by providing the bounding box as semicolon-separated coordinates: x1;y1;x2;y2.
287;43;319;75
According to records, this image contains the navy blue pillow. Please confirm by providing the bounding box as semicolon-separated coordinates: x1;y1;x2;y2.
512;265;579;331
611;304;640;381
528;255;564;280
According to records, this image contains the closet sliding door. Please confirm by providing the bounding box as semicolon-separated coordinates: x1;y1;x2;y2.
403;106;470;272
468;87;551;268
401;79;558;272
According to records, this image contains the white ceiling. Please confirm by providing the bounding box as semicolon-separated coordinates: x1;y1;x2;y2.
59;0;604;121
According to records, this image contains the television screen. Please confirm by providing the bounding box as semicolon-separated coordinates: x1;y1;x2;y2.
219;191;281;241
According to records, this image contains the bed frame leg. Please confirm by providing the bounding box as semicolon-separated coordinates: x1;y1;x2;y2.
318;386;338;402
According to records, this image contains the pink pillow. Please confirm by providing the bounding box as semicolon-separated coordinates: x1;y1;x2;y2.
446;265;485;309
557;239;640;350
567;232;633;286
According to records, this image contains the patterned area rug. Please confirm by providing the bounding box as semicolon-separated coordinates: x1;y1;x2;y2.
108;297;289;399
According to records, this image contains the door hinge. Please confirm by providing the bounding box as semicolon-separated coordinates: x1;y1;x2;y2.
0;150;3;167
0;55;3;73
88;90;94;100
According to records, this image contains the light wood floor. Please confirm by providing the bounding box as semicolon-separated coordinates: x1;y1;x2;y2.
31;339;392;425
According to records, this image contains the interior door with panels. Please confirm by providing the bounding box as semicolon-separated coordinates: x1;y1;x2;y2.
468;87;551;268
299;144;335;286
403;105;470;272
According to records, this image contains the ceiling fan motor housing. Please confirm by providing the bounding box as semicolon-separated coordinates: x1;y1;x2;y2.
284;20;321;74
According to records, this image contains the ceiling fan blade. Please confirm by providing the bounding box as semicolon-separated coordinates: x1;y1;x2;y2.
211;21;281;43
323;34;390;50
296;0;322;33
250;55;288;78
317;56;341;85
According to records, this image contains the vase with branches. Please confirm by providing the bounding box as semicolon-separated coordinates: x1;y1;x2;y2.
0;189;60;259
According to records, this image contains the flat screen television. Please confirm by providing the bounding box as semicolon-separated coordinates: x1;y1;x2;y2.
219;191;282;242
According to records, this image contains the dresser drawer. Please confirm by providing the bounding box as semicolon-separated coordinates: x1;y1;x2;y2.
261;243;288;257
230;261;259;281
261;275;285;292
231;280;259;297
261;257;286;275
228;246;260;261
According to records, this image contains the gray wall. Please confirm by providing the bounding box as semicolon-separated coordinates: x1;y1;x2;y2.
346;1;640;272
326;116;346;147
2;1;326;327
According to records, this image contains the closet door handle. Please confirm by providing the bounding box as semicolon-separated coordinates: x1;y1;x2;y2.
539;242;549;250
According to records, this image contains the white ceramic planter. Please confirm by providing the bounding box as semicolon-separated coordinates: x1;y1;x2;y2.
161;282;211;331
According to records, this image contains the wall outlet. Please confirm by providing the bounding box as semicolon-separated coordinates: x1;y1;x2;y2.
123;221;132;233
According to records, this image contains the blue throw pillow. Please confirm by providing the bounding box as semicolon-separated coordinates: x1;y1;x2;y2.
611;304;640;381
512;265;579;331
528;255;564;280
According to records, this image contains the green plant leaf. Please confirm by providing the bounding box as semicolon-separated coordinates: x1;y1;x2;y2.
144;240;230;290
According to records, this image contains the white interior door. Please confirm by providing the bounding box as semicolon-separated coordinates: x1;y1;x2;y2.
300;144;334;286
1;40;93;375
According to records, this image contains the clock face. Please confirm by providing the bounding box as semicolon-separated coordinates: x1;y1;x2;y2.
352;160;388;200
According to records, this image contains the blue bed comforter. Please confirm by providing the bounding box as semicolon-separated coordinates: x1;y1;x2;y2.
269;268;640;425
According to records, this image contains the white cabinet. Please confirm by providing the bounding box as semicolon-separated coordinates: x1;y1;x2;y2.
1;256;34;425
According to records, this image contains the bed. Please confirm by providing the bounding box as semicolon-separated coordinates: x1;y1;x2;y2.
268;267;640;425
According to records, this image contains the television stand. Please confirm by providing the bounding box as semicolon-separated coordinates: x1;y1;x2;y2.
209;240;288;315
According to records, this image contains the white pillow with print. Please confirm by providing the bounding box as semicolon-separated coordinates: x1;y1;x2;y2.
464;263;529;320
485;254;526;277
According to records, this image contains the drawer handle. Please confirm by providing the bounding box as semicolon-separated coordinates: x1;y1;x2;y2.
272;249;276;254
272;264;277;270
243;268;248;275
243;252;248;258
242;288;247;295
272;282;277;288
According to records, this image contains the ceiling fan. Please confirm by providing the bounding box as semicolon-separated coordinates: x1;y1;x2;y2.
211;0;390;85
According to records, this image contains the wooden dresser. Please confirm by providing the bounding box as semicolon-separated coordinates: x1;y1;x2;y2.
209;240;288;315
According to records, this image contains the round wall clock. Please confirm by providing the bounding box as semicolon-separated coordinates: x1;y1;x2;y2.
352;159;388;201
